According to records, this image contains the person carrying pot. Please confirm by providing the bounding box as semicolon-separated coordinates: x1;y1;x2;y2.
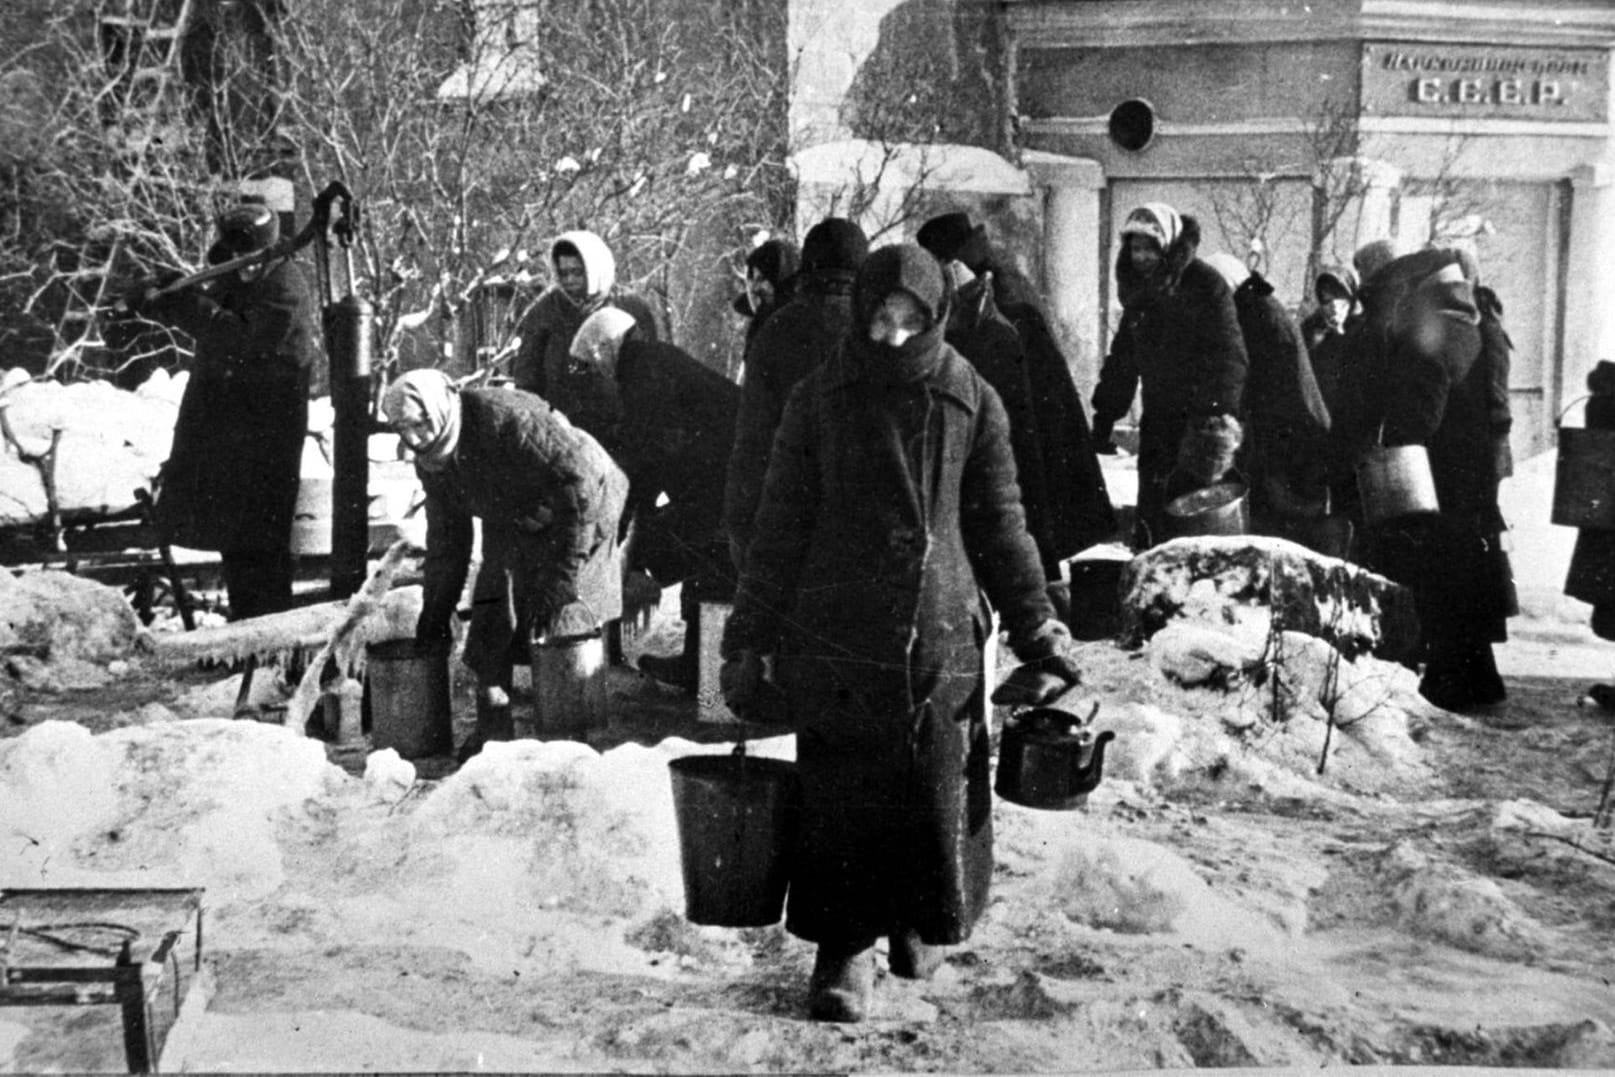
1091;203;1249;548
718;244;1083;1023
382;369;629;762
1345;245;1514;711
127;200;318;621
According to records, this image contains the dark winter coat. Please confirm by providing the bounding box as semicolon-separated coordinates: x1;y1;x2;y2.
945;278;1055;573
1565;363;1615;634
512;281;659;453
722;272;856;562
1476;285;1514;480
151;259;317;553
416;388;628;683
972;258;1116;562
1233;271;1331;523
723;250;1055;947
1354;249;1513;642
613;339;740;595
1092;216;1249;545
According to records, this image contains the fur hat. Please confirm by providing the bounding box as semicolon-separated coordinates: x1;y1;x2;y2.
208;202;278;265
1120;203;1182;251
1352;239;1402;285
918;210;991;262
800;217;869;278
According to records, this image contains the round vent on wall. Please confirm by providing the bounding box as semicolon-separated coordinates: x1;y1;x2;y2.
1108;98;1156;152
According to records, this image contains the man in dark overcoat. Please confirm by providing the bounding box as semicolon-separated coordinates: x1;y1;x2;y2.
383;370;628;759
133;202;317;620
722;216;867;571
720;244;1082;1023
918;211;1115;565
568;308;741;691
1092;203;1249;548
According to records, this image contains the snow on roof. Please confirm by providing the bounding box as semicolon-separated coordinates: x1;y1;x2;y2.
790;139;1032;196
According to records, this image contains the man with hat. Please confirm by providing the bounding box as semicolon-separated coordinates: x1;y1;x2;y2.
128;201;318;620
917;210;1115;573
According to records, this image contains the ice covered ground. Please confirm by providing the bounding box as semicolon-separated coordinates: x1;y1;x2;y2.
0;449;1612;1072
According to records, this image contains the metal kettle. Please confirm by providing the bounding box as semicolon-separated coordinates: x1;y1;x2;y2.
994;701;1114;811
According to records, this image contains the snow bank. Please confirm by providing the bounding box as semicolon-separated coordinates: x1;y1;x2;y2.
0;719;341;899
1;570;143;676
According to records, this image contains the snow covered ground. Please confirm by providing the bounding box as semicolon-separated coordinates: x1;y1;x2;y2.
1;449;1613;1072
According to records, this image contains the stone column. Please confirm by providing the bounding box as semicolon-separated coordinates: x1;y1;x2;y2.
1024;151;1106;397
1566;163;1615;402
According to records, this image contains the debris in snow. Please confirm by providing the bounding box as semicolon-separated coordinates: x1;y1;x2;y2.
363;748;417;796
1120;536;1419;662
0;570;144;672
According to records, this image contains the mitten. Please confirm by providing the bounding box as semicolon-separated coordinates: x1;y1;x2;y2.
1091;417;1119;455
1175;414;1244;486
992;619;1082;706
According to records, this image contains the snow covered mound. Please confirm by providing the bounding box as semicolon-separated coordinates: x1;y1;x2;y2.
1120;536;1419;662
1;569;143;688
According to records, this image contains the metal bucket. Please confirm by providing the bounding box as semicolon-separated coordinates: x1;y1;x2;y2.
1064;558;1126;640
1552;427;1615;530
530;632;609;737
668;751;799;926
1164;480;1250;539
364;638;453;758
1357;444;1439;525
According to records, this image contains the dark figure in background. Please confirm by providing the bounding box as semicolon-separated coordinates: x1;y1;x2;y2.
568;308;740;693
1458;252;1516;485
723;217;867;571
936;258;1057;575
917;211;1115;566
1347;247;1515;712
132;203;316;620
720;244;1082;1023
733;238;801;349
384;371;628;760
1301;264;1366;557
511;229;660;452
1203;253;1335;553
1092;203;1248;548
1565;362;1615;701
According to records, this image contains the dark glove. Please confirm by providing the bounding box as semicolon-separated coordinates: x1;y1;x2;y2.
992;619;1082;706
122;268;185;315
1091;418;1118;455
1175;414;1244;486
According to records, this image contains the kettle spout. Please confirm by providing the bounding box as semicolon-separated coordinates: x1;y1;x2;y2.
1070;730;1116;795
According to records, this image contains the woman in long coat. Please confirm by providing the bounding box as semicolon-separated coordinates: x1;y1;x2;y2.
384;371;628;759
139;203;317;620
1091;204;1248;548
511;229;660;451
720;244;1081;1023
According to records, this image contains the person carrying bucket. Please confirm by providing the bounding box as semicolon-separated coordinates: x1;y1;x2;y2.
1091;202;1249;548
1341;244;1515;712
382;369;629;762
718;244;1083;1023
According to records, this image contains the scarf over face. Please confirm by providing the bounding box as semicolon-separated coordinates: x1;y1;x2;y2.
848;243;952;385
381;369;463;472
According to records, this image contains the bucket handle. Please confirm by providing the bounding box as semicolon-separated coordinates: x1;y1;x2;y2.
1557;393;1594;429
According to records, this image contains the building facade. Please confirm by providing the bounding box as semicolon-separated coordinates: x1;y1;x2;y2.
790;0;1615;462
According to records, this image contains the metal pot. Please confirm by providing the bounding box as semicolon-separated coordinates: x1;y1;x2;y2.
994;705;1114;811
1163;480;1250;539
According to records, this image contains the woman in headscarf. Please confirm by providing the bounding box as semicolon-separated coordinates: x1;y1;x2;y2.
511;229;661;452
1091;202;1249;548
382;370;629;760
720;243;1082;1023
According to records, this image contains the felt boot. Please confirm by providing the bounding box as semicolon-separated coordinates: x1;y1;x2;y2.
807;941;875;1023
458;685;513;764
887;927;944;981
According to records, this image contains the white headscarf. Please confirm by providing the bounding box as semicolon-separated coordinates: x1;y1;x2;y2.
551;230;617;306
1120;202;1183;251
569;307;638;375
381;369;462;472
